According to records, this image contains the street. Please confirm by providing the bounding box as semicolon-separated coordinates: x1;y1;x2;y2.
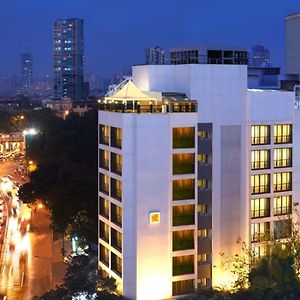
0;159;66;300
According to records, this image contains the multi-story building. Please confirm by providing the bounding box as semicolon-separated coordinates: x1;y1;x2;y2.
20;52;33;96
98;64;300;299
53;18;84;101
145;47;166;65
170;46;248;65
251;44;270;66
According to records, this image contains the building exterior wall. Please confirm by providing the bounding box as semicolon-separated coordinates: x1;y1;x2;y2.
286;13;300;75
53;18;84;101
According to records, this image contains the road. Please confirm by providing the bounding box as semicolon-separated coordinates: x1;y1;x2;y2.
0;159;66;300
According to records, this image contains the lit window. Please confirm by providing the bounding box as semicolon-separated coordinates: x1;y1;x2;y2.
274;195;292;216
198;204;207;214
251;150;270;170
273;172;292;192
198;131;209;139
198;229;208;238
251;198;270;218
274;124;292;144
198;278;207;287
198;254;207;263
251;125;270;145
274;148;292;168
198;153;209;165
150;212;160;224
251;222;270;242
198;179;209;189
251;174;270;194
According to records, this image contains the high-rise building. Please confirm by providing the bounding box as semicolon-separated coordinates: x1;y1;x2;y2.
20;52;33;96
145;46;166;65
286;13;300;75
53;18;84;101
251;44;270;66
170;45;248;65
98;64;300;299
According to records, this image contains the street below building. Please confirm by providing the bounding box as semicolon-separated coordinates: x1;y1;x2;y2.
0;158;66;300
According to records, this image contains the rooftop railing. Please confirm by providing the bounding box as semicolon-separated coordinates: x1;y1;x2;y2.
98;101;197;114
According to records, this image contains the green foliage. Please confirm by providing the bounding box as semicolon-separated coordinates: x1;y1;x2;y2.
33;255;123;300
18;108;98;244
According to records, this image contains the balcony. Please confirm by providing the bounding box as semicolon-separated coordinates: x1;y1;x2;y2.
173;205;195;226
173;127;195;149
111;228;122;253
111;203;122;227
111;152;122;175
173;230;194;251
99;125;109;146
111;178;122;201
251;209;270;219
111;127;122;149
173;255;194;276
173;153;195;175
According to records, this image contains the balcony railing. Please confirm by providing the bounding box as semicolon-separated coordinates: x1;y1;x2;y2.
173;189;195;201
251;136;270;145
173;239;194;251
274;183;292;192
251;161;270;170
173;163;195;175
173;138;195;149
99;102;197;114
251;185;270;195
251;209;270;219
274;159;292;168
173;263;194;276
274;206;292;216
173;214;195;226
274;135;292;144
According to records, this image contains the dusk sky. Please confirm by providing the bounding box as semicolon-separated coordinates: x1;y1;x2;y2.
1;0;300;78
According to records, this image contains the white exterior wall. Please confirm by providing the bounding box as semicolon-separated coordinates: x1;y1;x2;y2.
133;64;249;287
99;110;198;300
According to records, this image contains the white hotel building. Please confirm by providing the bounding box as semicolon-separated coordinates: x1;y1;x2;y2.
98;64;300;299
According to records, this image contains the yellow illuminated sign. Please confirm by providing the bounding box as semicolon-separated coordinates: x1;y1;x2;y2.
150;212;160;224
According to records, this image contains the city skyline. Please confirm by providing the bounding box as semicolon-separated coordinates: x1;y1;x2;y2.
0;1;300;77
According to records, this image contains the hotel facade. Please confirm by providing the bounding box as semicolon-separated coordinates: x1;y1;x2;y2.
98;64;300;299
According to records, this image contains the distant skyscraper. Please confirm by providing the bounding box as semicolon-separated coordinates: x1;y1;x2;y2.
145;47;166;65
286;13;300;75
251;45;270;66
20;52;33;96
53;18;84;101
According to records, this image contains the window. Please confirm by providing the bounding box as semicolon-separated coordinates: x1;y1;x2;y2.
99;221;109;242
198;130;209;139
253;246;267;258
251;174;270;194
111;228;122;252
198;204;208;215
99;124;109;145
111;203;122;227
111;127;122;149
198;253;208;263
251;198;270;219
99;244;109;267
274;124;292;144
198;229;208;238
99;173;109;195
251;125;270;145
251;150;270;170
111;253;122;277
172;280;194;296
111;178;122;201
173;127;195;149
111;152;122;175
173;230;194;251
198;153;209;165
99;149;109;170
99;197;109;219
273;172;292;192
274;148;292;168
173;179;195;200
274;195;292;216
173;153;195;175
274;219;292;239
251;222;270;242
173;255;194;276
198;179;209;189
173;205;195;226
